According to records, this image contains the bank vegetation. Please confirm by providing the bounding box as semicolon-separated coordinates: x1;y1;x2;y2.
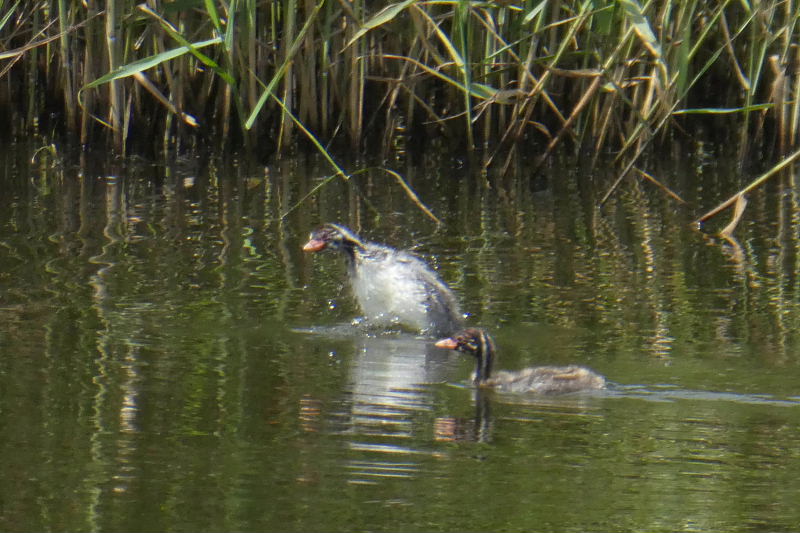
2;0;800;179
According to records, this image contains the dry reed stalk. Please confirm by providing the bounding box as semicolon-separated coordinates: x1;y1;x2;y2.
106;0;124;152
56;0;76;132
695;147;800;233
791;46;800;148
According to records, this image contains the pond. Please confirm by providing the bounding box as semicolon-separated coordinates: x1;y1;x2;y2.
3;140;800;532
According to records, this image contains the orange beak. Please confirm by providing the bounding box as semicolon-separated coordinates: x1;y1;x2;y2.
302;238;326;252
434;337;458;350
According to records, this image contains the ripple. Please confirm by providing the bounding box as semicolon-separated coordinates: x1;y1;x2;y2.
608;384;800;407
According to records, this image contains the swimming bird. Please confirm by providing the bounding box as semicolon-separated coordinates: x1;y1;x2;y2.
435;328;606;394
303;223;463;336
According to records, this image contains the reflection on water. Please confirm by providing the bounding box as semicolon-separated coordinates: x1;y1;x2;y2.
433;390;494;443
303;329;455;483
4;143;800;531
347;334;449;433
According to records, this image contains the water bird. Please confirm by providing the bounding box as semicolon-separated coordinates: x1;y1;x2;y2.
302;223;463;336
435;328;606;394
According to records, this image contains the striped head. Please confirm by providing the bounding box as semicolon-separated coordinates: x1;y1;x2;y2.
435;328;495;383
302;223;365;253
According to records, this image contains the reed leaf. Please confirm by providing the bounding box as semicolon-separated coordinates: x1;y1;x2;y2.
0;1;18;33
203;0;224;36
346;0;417;48
81;37;223;90
244;0;325;130
137;5;236;87
618;0;662;59
381;54;498;100
673;104;772;115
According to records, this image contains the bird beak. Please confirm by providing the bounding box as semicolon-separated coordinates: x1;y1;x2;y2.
302;238;326;252
434;337;458;350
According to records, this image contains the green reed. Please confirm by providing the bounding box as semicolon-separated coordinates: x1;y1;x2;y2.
3;0;800;173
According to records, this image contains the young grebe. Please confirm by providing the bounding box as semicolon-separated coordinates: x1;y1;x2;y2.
435;328;606;394
303;223;462;336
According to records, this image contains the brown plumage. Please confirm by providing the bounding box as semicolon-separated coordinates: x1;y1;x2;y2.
435;328;606;394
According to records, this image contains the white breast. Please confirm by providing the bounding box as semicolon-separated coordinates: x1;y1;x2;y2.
351;253;431;332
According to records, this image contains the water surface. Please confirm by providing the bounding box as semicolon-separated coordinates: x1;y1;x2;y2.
3;142;800;532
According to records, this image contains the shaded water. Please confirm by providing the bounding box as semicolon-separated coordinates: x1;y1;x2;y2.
3;142;800;532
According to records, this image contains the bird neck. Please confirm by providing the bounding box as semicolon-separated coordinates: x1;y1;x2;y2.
342;239;373;274
472;331;495;384
341;242;358;267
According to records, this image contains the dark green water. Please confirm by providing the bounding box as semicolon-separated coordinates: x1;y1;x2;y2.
3;141;800;532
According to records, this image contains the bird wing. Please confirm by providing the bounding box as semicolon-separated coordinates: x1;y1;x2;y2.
395;252;462;323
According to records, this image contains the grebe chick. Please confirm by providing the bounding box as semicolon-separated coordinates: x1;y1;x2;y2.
435;328;606;394
303;223;462;336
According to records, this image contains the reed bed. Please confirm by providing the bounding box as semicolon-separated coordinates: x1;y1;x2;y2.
2;0;800;172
